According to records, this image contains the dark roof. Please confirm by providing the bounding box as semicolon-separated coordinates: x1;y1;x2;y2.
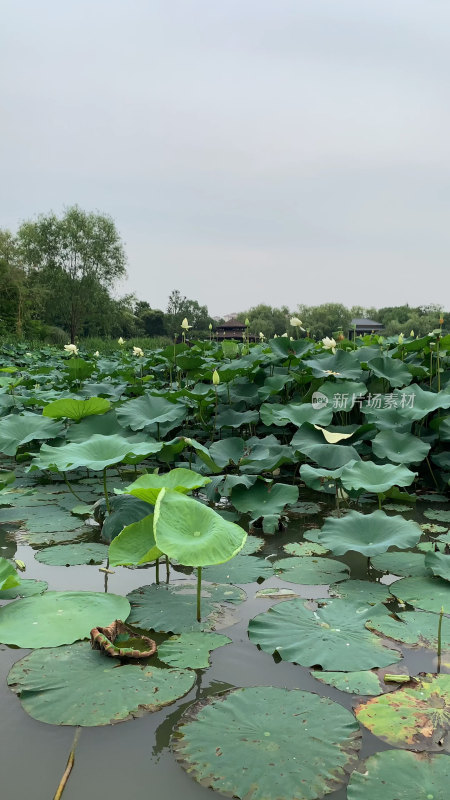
216;318;246;329
350;318;383;327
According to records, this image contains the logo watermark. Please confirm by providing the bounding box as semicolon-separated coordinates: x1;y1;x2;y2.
312;391;416;411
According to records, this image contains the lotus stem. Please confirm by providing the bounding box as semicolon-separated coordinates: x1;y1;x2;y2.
426;457;439;489
437;606;444;670
197;566;202;622
155;558;160;584
53;727;81;800
102;468;111;513
62;472;84;502
377;494;382;510
165;555;170;583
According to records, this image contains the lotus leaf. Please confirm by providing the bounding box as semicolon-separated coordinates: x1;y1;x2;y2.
273;556;349;585
389;576;450;613
208;437;245;468
317;510;421;557
424;510;450;523
347;750;450;800
0;412;64;456
304;350;364;380
0;557;20;591
366;609;450;649
329;579;394;605
291;424;361;469
0;578;48;599
371;430;430;464
8;641;195;726
283;541;329;556
0;590;130;647
355;674;450;751
425;550;450;582
371;551;430;577
28;434;163;472
42;397;110;421
311;380;369;411
248;598;401;670
202;555;274;584
99;495;154;543
35;542;108;566
172;686;360;800
231;480;298;518
116;393;187;435
259;401;333;428
157;632;231;669
124;468;211;505
340;461;417;494
215;408;259;429
127;582;246;633
312;670;387;696
368;355;413;388
108;514;162;566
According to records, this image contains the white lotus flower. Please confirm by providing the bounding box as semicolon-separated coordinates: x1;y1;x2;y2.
322;337;337;354
290;317;304;329
64;343;78;355
398;333;404;345
181;318;192;330
94;351;100;357
281;332;288;337
259;331;265;341
117;337;125;345
133;346;144;357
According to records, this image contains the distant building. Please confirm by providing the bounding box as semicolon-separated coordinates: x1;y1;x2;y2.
215;318;256;341
349;318;384;339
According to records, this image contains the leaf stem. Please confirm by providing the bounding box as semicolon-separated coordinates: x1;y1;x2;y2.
197;566;202;622
53;727;81;800
62;472;84;502
102;468;110;513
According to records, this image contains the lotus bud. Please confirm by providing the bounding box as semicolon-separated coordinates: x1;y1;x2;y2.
181;318;192;330
208;323;212;330
409;331;414;338
14;559;26;572
439;316;444;325
117;337;125;345
259;332;265;341
212;369;220;385
245;318;250;326
94;350;100;357
398;333;404;345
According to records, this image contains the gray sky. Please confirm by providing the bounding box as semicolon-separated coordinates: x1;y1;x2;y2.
2;1;450;316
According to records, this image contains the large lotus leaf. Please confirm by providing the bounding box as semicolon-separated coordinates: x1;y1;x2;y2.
116;393;187;435
329;579;394;605
215;408;259;429
304;350;364;380
259;401;333;428
269;337;315;358
239;435;294;473
154;490;247;567
66;410;133;442
0;412;64;456
366;609;450;649
432;451;450;470
248;598;401;670
273;556;349;585
231;480;298;517
127;582;246;633
108;514;162;566
300;463;349;494
389;576;450;613
340;461;416;494
79;381;127;399
368;356;413;388
34;542;108;566
317;510;421;557
283;541;329;556
28;434;162;472
42;397;111;421
364;385;450;423
355;674;450;751
202;555;274;584
312;670;388;696
347;749;450;800
208;438;245;468
311;380;369;412
124;468;211;505
64;357;94;381
371;551;430;577
0;504;83;534
0;590;130;647
291;424;361;469
0;578;48;599
172;686;360;800
371;430;430;464
8;641;195;726
424;509;450;523
99;495;154;543
157;632;231;668
425;550;450;582
0;557;20;591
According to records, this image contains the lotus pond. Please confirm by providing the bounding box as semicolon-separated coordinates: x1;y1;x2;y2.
0;332;449;800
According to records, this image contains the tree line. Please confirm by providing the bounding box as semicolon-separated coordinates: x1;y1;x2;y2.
1;206;447;344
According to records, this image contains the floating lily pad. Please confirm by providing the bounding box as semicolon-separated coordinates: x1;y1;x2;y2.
366;609;450;649
389;576;450;613
172;686;361;800
8;641;195;726
283;541;330;556
347;749;450;800
202;555;274;584
424;510;450;523
248;599;401;670
34;542;108;566
329;580;394;606
255;587;299;600
317;511;421;557
127;582;246;633
240;535;265;555
158;632;231;668
273;556;349;585
0;578;48;599
371;551;430;577
0;591;130;647
312;670;386;696
355;674;450;751
425;550;450;582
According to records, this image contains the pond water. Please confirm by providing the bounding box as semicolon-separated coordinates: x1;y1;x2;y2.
0;490;446;800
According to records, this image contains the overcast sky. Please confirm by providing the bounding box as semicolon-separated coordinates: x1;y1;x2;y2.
2;1;450;316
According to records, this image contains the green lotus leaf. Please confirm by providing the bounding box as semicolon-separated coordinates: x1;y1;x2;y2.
368;355;413;388
124;468;211;505
108;514;162;566
364;385;450;423
240;535;265;554
259;401;333;428
0;578;48;599
172;686;361;800
311;380;369;411
64;357;94;381
42;397;111;421
116;393;187;435
312;670;387;696
79;381;127;399
157;632;231;669
355;674;450;751
304;350;364;380
300;463;350;494
28;434;162;472
0;412;64;456
292;424;361;469
208;438;245;468
347;749;450;800
8;641;195;726
34;542;108;566
154;489;246;567
371;430;430;464
389;576;450;613
340;460;416;494
99;495;154;543
317;510;421;557
0;590;130;647
0;557;20;591
273;556;349;585
248;598;401;670
231;480;298;517
424;509;450;523
425;550;450;582
215;408;259;429
127;582;246;633
329;579;394;605
283;541;330;556
269;337;315;358
366;609;450;649
202;555;274;584
371;551;430;577
239;435;294;474
431;452;450;470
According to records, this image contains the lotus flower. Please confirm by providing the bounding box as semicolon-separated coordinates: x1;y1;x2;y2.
322;336;336;354
64;343;78;355
94;351;100;357
117;337;125;345
212;369;220;385
181;318;192;330
398;333;404;345
133;346;144;357
290;317;304;329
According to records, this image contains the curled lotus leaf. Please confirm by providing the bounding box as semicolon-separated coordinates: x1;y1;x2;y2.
124;468;211;505
0;412;64;456
425;550;450;582
28;434;163;472
317;510;421;557
340;461;417;495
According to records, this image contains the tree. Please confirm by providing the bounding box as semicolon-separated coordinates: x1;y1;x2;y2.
165;289;211;335
238;305;291;339
17;206;127;341
297;303;351;339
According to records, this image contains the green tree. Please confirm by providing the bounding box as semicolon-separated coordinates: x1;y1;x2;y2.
238;305;290;339
297;303;351;339
165;290;211;336
17;206;127;342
